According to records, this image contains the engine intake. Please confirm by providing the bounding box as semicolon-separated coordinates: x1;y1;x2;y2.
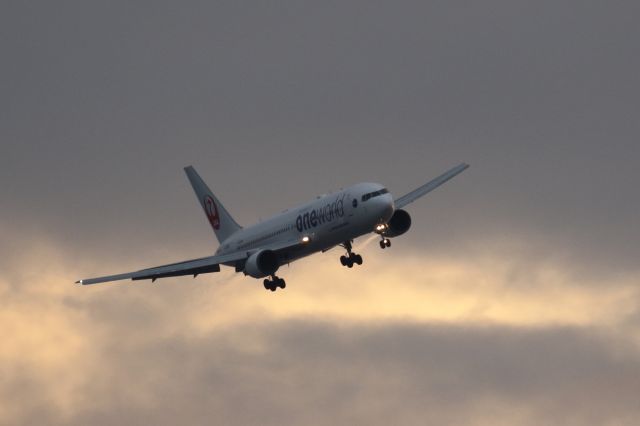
384;209;411;237
244;249;279;278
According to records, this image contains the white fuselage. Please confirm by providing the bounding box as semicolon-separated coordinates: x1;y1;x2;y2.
216;183;395;266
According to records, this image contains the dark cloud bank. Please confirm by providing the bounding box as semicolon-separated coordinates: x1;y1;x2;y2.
1;0;639;275
10;320;640;426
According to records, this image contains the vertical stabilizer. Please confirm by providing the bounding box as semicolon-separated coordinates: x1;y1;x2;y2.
184;166;242;243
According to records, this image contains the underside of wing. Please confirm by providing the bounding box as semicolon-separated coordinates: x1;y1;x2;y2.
76;251;248;285
394;163;469;209
76;236;312;285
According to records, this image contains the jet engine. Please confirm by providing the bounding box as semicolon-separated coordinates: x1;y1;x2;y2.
244;249;279;278
383;209;412;237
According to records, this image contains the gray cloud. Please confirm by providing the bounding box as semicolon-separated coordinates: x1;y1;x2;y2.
18;320;640;426
1;1;639;277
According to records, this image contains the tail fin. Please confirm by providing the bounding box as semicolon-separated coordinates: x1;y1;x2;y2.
184;166;242;243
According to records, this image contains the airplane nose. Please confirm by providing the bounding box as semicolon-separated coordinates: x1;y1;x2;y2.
372;194;394;222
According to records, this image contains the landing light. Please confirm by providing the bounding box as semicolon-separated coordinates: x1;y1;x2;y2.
376;224;386;232
302;236;310;243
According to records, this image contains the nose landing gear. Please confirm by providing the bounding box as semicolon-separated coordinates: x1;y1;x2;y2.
263;275;286;292
379;238;391;249
339;240;363;268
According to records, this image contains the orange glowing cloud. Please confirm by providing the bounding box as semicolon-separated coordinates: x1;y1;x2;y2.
2;235;640;425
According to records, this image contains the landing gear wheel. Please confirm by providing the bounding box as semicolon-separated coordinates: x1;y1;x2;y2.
340;240;363;268
385;239;391;248
379;240;386;249
264;276;285;291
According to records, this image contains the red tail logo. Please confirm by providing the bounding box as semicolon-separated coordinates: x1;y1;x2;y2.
204;195;220;230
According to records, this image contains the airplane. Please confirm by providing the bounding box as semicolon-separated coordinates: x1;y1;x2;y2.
77;163;469;291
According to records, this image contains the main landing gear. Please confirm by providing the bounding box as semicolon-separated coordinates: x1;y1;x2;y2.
263;275;286;292
339;240;363;268
379;238;391;249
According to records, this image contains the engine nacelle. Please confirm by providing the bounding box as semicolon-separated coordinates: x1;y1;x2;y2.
384;209;412;237
244;249;280;278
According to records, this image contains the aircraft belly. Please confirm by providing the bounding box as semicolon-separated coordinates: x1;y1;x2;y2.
280;219;372;266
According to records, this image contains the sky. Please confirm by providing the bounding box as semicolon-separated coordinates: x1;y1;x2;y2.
2;1;640;424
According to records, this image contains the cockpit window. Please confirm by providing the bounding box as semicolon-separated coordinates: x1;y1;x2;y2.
361;188;388;202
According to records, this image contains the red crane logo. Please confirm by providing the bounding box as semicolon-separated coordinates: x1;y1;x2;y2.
204;195;220;230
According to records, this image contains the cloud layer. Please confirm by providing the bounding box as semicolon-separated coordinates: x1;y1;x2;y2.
2;234;640;425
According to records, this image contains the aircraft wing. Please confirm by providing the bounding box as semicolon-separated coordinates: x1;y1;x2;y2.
76;251;247;285
394;163;469;209
76;238;310;285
